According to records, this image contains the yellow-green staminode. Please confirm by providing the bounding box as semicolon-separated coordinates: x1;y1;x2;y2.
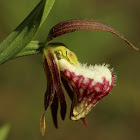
44;43;78;66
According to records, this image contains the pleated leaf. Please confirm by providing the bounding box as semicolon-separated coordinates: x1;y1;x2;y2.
0;0;55;64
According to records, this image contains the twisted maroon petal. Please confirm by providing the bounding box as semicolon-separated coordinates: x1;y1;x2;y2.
47;19;138;50
40;57;55;136
40;112;46;136
51;93;59;128
47;50;67;120
44;58;55;110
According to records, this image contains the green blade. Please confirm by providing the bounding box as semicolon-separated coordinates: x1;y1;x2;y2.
0;0;55;64
0;124;10;140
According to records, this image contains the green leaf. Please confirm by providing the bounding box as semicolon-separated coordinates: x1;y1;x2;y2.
0;124;10;140
0;0;55;64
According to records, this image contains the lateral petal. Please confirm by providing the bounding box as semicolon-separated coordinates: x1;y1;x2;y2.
51;93;59;128
44;57;55;110
40;57;55;136
46;49;67;120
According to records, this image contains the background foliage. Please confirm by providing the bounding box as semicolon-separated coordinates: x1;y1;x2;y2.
0;0;140;140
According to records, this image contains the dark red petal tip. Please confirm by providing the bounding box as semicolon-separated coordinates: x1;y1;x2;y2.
40;112;46;136
81;118;87;127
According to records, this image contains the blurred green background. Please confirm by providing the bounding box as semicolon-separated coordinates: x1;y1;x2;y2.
0;0;140;140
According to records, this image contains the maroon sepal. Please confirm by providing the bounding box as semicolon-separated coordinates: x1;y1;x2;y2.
47;19;138;50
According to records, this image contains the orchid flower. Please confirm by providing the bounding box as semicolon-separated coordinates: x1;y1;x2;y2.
40;19;138;136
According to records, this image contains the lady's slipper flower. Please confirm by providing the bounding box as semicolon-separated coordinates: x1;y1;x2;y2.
40;19;138;136
40;43;113;135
